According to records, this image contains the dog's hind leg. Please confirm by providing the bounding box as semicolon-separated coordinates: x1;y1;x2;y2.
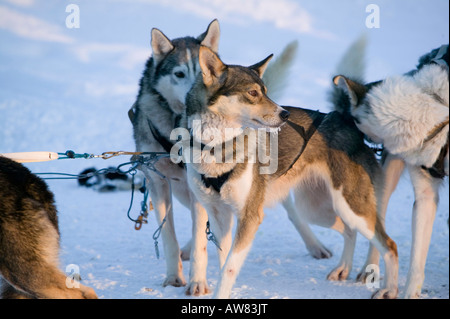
330;188;398;299
0;206;97;299
369;227;399;299
403;165;441;299
293;184;353;280
282;194;332;259
357;153;405;282
0;279;32;299
180;239;192;261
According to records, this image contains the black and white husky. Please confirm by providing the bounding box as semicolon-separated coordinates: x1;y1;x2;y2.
333;44;449;298
129;20;328;295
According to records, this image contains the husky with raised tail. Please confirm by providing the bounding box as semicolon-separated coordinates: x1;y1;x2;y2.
333;44;448;298
183;46;399;299
0;156;97;299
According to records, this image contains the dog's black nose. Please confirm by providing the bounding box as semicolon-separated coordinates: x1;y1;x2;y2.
279;110;290;121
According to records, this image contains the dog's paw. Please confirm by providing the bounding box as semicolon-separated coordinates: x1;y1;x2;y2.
327;265;351;281
163;275;186;288
307;244;332;259
402;287;421;299
185;280;211;296
372;288;398;299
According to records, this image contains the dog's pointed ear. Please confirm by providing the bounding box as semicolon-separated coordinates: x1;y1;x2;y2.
249;54;273;78
198;19;220;53
199;46;226;87
151;28;174;64
333;75;367;107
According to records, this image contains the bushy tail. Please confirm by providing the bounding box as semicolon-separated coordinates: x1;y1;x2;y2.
263;40;299;101
329;34;367;115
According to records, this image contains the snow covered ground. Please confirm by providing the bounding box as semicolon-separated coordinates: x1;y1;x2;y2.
0;0;448;299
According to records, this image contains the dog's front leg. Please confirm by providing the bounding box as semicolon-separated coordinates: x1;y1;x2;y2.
213;205;264;299
186;199;210;296
145;170;186;287
404;165;441;298
205;206;234;269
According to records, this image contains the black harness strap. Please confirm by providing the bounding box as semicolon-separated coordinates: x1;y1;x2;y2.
201;170;233;193
192;133;233;193
198;112;326;192
148;119;174;154
147;119;185;169
280;112;326;176
422;138;449;179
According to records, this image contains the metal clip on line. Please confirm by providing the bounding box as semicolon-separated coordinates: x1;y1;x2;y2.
205;221;222;251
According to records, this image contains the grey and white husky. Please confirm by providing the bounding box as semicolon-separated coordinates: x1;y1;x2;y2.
0;157;97;299
130;20;221;295
333;44;449;298
183;46;399;299
130;20;328;295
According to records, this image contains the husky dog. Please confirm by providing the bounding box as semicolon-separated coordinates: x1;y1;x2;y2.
183;46;399;299
131;20;221;295
0;157;97;299
130;20;329;295
333;45;449;298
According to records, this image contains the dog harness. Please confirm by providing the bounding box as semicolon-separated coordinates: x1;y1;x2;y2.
189;132;233;193
197;112;326;192
147;117;185;169
201;170;233;193
279;112;326;176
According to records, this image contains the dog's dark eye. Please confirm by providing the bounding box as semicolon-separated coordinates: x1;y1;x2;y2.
174;71;186;79
248;90;258;97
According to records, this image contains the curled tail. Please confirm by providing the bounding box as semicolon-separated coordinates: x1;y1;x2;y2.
263;40;299;101
329;34;367;116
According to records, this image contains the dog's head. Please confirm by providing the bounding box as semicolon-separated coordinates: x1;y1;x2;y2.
188;46;289;130
150;19;220;114
333;75;383;143
334;67;449;168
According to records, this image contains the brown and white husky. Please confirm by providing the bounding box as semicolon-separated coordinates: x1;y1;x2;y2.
182;46;399;299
